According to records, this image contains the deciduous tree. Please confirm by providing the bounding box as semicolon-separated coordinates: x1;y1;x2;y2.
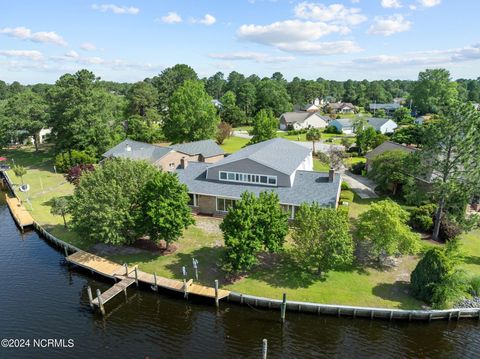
249;109;277;145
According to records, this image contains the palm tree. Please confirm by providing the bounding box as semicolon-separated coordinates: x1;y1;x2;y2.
306;128;321;156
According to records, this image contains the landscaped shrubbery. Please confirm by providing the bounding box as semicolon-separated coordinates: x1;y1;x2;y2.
324;125;341;134
409;204;436;232
54;150;97;173
411;241;467;308
350;161;365;175
340;190;354;203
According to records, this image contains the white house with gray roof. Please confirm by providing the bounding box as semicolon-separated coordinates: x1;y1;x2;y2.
279;112;329;130
177;138;341;218
330;117;397;134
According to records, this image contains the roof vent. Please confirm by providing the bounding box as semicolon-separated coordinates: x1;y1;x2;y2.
125;144;132;152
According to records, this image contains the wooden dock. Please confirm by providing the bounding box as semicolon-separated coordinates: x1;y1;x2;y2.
4;194;34;230
66;250;230;315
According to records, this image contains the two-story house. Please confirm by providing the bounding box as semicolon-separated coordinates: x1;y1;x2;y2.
176;138;341;219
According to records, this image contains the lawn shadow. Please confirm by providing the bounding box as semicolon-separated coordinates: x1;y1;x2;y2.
463;255;480;267
372;281;423;309
165;246;226;285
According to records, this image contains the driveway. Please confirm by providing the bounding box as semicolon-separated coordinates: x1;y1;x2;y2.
341;172;379;199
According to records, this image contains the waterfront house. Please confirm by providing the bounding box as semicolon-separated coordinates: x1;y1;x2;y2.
102;139;225;171
176;138;341;219
279;112;329;130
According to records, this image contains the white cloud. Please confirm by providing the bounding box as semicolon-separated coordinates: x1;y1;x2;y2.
160;12;182;24
351;43;480;67
351;0;360;3
0;50;43;61
208;51;295;63
293;2;367;25
80;42;97;51
91;4;139;15
192;14;216;25
0;26;67;46
381;0;402;8
237;19;358;55
418;0;441;7
367;14;411;36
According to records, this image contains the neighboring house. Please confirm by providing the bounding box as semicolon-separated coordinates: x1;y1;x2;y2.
37;128;51;145
366;118;398;134
369;103;401;115
301;103;320;112
365;141;416;172
279;112;329;130
393;97;406;104
330;117;397;134
176;138;341;218
414;115;431;125
329;118;355;134
102;139;225;171
211;99;222;108
326;102;356;114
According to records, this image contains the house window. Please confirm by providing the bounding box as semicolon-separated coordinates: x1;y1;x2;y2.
188;193;198;207
216;197;236;212
218;171;277;186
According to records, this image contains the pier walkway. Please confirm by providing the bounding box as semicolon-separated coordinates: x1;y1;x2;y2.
4;194;34;230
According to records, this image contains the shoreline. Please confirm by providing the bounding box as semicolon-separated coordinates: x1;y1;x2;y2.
2;170;479;321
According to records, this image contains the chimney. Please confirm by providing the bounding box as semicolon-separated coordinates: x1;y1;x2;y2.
329;168;335;183
180;157;188;169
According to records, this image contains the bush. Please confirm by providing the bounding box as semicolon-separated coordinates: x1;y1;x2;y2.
341;181;350;190
340;190;354;203
409;204;436;232
350;161;365;175
469;276;480;296
316;151;329;164
324;125;340;134
439;218;463;242
55;150;96;173
347;146;360;154
411;241;466;308
286;129;308;136
337;205;349;217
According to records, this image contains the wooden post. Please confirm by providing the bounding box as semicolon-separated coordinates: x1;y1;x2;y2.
193;258;199;281
183;279;188;299
134;266;138;286
96;289;105;316
64;246;68;257
124;263;128;276
214;280;219;307
280;293;287;322
152;272;158;291
262;338;268;359
87;286;93;309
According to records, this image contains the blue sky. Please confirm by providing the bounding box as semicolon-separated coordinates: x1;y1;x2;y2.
1;0;479;83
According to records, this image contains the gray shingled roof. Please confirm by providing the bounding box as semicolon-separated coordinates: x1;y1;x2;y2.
332;118;354;127
177;162;341;207
169;139;224;158
365;141;416;159
207;138;311;176
366;117;393;130
281;112;315;124
102;139;172;163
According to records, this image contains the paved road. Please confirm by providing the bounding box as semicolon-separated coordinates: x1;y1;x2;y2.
341;172;379;199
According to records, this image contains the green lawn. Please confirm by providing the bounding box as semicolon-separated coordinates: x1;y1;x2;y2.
276;131;348;142
2;145;479;309
220;136;250;153
313;159;329;172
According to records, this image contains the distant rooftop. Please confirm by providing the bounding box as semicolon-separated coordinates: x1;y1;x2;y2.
170;139;224;158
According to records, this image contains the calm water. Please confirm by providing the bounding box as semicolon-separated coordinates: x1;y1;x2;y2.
0;203;479;359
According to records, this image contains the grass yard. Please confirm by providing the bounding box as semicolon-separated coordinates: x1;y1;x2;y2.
276;131;348;143
1;145;479;309
220;136;250;153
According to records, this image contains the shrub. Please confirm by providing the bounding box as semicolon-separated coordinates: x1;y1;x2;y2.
324;125;340;134
65;164;95;186
287;129;308;136
341;181;351;190
469;276;480;296
350;161;365;175
337;204;349;217
411;241;466;308
409;204;436;232
340;190;354;203
439;218;463;242
347;146;360;154
316;151;330;164
55;150;96;173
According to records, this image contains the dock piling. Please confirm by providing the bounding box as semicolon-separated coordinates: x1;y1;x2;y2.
193;258;199;281
124;263;128;276
87;286;93;309
214;280;219;307
96;289;105;316
64;246;68;257
134;267;138;287
152;272;158;291
281;293;287;323
262;339;268;359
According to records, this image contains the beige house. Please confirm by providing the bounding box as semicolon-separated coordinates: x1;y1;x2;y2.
101;139;225;171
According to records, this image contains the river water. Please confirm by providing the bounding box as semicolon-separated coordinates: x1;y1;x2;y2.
0;203;479;359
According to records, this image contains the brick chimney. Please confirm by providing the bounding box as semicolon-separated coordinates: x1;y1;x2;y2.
329;168;335;183
180;157;188;169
